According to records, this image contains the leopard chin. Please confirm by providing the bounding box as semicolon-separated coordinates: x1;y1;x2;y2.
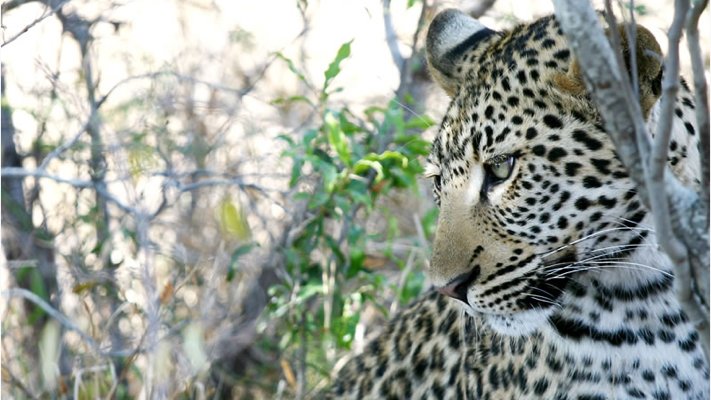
459;302;555;337
483;309;554;337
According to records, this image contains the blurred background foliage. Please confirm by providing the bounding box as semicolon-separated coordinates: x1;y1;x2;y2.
1;0;707;398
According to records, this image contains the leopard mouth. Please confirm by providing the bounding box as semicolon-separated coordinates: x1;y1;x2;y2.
435;265;481;305
438;251;577;316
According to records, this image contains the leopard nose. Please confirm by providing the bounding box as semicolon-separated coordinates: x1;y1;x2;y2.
435;266;480;304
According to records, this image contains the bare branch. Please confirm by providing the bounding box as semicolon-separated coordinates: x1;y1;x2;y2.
383;0;405;72
3;288;103;355
552;0;709;359
1;0;33;13
2;166;95;188
623;0;640;101
97;71;248;108
1;364;39;399
686;0;710;227
468;0;497;18
553;1;651;203
1;0;70;48
650;0;689;264
37;119;90;170
0;167;134;213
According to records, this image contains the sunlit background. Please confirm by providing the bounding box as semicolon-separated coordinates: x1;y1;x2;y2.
1;0;708;398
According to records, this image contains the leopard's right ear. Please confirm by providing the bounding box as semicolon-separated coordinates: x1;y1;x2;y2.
426;9;498;96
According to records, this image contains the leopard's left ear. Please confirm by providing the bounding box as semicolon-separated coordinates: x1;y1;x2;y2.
426;9;499;96
554;24;663;117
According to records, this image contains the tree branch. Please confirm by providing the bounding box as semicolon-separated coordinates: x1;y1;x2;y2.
1;0;69;48
468;0;497;18
553;1;651;203
552;0;709;359
649;0;689;264
686;0;710;228
382;0;405;72
3;288;103;354
0;167;134;213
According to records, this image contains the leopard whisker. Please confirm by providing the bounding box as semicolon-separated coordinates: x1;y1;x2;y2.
545;261;673;280
526;286;564;308
539;226;654;259
524;293;563;309
587;243;655;254
541;242;654;277
609;215;655;231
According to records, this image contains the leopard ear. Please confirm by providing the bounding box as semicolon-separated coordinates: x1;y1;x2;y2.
426;9;498;96
553;24;663;117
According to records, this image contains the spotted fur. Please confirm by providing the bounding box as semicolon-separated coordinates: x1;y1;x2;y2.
328;10;708;400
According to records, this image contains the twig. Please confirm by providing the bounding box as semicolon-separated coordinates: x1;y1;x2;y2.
469;0;497;18
2;166;95;188
296;312;307;400
383;0;405;71
3;288;103;354
624;0;640;101
1;0;70;48
1;365;39;399
0;167;135;213
602;2;633;101
37;119;91;170
552;0;709;360
397;0;429;100
686;0;710;227
683;0;711;357
646;1;709;360
649;0;689;264
1;0;32;13
175;178;278;195
97;71;248;108
391;249;417;314
559;1;650;204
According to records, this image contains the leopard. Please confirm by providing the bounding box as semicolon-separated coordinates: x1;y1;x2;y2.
326;8;709;400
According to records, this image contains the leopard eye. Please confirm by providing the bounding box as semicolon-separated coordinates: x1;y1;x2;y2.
485;155;516;184
424;163;442;192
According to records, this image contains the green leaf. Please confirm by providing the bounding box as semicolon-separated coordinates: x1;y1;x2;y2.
323;40;353;91
289;157;304;187
353;159;383;181
324;235;345;265
399;270;425;303
218;200;251;240
302;128;318;147
325;112;351;165
404;115;435;130
227;243;256;281
17;266;49;323
346;179;372;208
364;150;408;168
276;134;295;146
298;281;324;301
308;190;330;209
347;247;365;278
338;111;363;136
271;95;315;108
319;161;339;193
397;135;430;156
276;53;310;85
421;207;439;239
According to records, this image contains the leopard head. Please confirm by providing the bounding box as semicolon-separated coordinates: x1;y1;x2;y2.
423;10;681;335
